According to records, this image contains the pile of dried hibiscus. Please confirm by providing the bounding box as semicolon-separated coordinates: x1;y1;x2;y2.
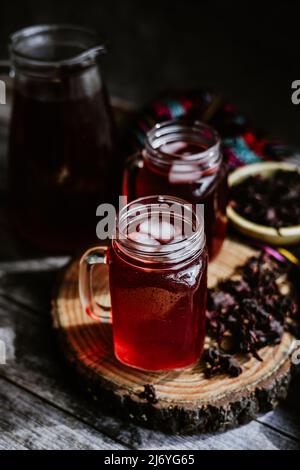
204;253;299;378
229;170;300;229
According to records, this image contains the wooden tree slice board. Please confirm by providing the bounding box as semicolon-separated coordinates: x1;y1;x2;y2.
52;238;298;434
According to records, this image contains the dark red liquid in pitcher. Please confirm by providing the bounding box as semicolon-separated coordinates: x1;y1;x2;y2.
8;38;118;252
109;216;207;371
124;140;228;258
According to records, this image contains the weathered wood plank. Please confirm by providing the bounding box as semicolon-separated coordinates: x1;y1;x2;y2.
0;256;69;312
0;295;150;450
0;296;299;450
0;377;126;450
139;421;300;450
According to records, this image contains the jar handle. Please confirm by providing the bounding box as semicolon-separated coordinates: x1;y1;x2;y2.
79;246;110;322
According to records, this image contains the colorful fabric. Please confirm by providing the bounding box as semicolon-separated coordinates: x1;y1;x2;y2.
129;90;300;169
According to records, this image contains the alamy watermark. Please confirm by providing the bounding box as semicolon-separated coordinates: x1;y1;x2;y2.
292;340;300;365
0;80;6;105
95;197;204;241
291;80;300;105
0;339;6;364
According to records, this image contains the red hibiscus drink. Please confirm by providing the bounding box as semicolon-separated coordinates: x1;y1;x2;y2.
123;120;228;258
109;196;207;371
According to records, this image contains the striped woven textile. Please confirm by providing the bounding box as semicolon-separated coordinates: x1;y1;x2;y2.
129;90;300;169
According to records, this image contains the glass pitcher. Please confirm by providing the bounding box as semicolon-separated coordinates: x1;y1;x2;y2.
7;25;119;252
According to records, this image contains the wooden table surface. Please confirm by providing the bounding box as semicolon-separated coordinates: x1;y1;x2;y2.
0;89;299;450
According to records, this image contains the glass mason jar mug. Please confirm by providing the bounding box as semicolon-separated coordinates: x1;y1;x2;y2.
7;25;118;252
123;120;228;258
79;196;208;371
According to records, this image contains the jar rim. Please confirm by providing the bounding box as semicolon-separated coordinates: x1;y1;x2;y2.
144;119;221;172
9;24;106;75
114;195;206;266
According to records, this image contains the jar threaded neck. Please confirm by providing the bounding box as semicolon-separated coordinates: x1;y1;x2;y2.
144;119;222;178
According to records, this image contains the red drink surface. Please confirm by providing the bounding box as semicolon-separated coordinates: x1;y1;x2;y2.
109;215;207;371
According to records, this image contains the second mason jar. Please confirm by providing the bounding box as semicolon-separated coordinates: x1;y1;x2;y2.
123;120;228;258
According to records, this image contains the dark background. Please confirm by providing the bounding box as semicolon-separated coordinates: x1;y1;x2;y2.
1;0;299;145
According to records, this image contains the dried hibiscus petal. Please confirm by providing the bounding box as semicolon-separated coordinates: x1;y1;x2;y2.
204;347;242;378
138;384;158;404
